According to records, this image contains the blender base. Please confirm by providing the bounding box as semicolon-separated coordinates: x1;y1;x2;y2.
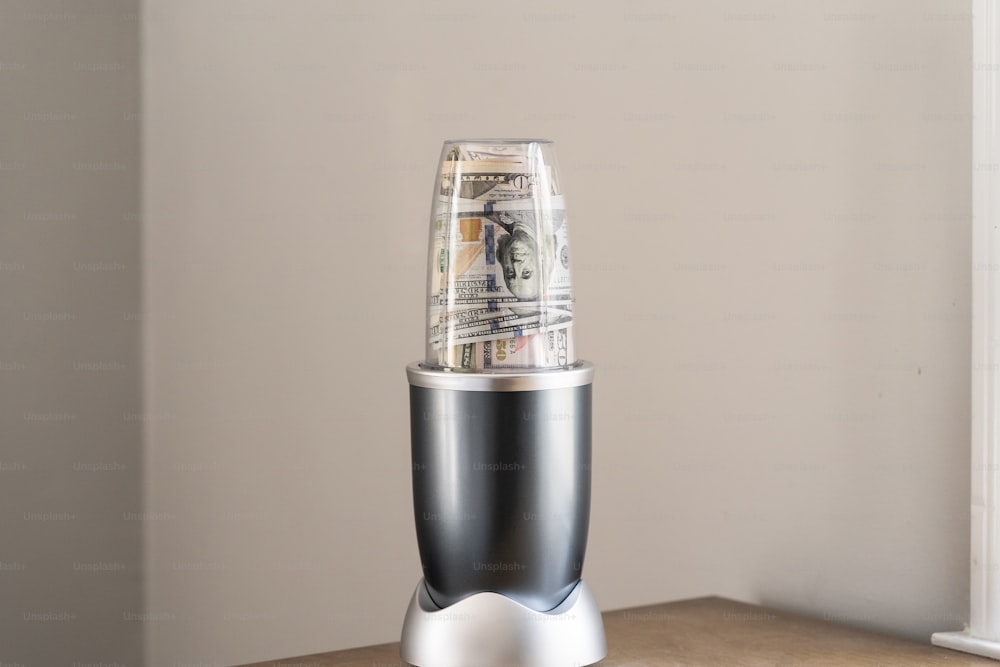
400;578;607;667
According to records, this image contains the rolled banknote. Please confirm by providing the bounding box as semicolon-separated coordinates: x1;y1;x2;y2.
429;209;572;306
435;329;575;370
453;142;530;163
429;309;573;349
440;161;556;200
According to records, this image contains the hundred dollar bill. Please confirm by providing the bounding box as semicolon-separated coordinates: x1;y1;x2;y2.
434;328;575;370
437;194;568;214
443;141;562;194
428;207;575;349
431;293;572;309
440;161;556;200
452;143;530;163
429;209;573;305
429;307;573;346
482;328;573;368
432;303;573;330
431;283;573;308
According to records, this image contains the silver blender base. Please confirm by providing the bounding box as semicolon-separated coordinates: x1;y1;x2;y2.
400;578;606;667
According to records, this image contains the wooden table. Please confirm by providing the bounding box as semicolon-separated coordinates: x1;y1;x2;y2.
237;596;994;666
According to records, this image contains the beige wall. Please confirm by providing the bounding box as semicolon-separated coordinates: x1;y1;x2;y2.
142;1;971;665
0;1;143;665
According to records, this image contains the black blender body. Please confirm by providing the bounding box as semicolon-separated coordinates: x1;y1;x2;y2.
409;370;592;611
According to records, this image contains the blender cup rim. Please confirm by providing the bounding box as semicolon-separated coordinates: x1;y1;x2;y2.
407;360;594;392
443;138;554;146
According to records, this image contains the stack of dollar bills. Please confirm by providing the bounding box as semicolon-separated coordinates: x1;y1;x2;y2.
428;142;575;370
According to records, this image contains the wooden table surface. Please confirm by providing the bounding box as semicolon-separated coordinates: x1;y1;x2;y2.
237;596;994;666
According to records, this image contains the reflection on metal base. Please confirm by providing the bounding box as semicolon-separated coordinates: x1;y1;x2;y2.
400;578;606;667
